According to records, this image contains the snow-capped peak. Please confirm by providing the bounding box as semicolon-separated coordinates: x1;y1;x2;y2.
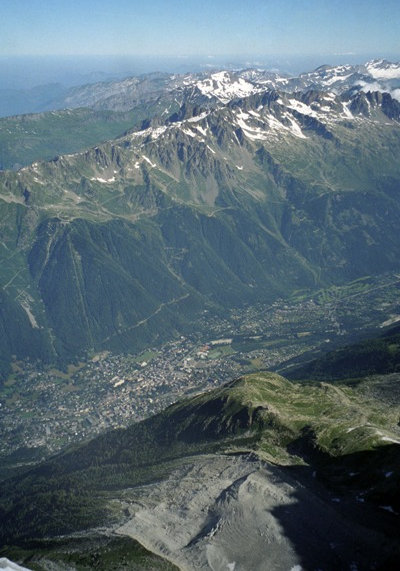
365;59;400;80
195;71;261;103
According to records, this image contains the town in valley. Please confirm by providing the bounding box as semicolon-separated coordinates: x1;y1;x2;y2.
1;272;400;474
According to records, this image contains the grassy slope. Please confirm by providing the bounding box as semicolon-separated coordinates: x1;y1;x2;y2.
216;372;400;461
1;370;399;545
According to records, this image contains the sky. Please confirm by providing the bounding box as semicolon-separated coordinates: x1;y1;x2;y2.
1;0;400;59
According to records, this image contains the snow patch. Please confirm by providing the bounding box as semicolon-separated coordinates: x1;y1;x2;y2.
342;102;354;119
284;114;308;139
232;131;241;145
130;125;167;141
323;73;352;86
150;126;168;139
366;61;400;80
142;155;157;168
187;111;209;123
287;99;317;117
194;124;208;136
90;176;115;183
196;72;260;103
182;128;196;138
236;110;268;140
0;559;31;571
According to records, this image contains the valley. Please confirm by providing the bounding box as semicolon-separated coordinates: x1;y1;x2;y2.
1;271;399;475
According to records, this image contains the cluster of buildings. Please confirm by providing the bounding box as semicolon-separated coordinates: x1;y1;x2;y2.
1;272;398;464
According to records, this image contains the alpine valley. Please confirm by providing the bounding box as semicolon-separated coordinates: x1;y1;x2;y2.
1;60;400;570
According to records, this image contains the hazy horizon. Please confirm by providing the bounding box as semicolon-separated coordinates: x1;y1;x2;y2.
1;52;400;91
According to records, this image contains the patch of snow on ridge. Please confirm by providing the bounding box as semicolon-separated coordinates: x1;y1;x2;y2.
323;73;352;86
235;108;307;140
287;99;317;117
366;60;400;80
374;429;400;444
194;124;208;136
90;176;115;183
187;111;209;123
342;102;354;119
130;125;167;141
236;111;268;141
196;71;260;103
284;115;308;139
182;128;196;138
150;126;168;139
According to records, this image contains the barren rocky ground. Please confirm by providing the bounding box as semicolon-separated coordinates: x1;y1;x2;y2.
116;454;393;571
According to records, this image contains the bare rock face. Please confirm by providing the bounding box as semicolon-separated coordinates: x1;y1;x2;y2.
116;455;392;571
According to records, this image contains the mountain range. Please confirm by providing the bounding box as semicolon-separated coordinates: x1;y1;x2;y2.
1;58;400;118
1;61;400;378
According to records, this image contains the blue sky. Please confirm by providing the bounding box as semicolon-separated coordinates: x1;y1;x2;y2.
1;0;399;58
